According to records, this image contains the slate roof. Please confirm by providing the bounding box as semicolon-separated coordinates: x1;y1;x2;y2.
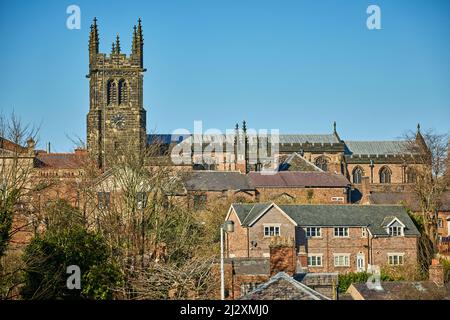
226;258;269;275
147;134;191;145
148;133;340;145
349;281;450;300
35;153;87;169
279;134;340;145
240;272;330;300
344;141;412;156
231;203;420;236
183;171;252;191
370;192;450;212
247;171;350;188
278;153;323;172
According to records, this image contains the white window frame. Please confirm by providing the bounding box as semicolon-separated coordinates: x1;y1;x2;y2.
263;224;281;238
388;253;405;266
334;227;349;238
388;226;404;237
333;254;350;267
361;227;367;238
307;254;323;267
305;227;322;238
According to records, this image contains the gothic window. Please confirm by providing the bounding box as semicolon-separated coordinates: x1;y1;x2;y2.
118;79;129;105
379;166;392;184
315;156;329;171
107;80;118;105
352;166;364;184
406;168;417;183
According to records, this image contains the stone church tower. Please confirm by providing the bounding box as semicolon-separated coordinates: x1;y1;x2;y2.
86;18;147;168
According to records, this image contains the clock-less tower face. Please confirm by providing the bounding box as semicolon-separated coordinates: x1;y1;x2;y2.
86;19;147;168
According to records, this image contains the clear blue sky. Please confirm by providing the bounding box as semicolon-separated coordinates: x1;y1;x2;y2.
0;0;449;152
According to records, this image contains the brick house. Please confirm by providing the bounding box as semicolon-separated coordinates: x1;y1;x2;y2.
223;237;339;299
345;259;450;300
182;170;351;208
369;191;450;254
225;202;420;273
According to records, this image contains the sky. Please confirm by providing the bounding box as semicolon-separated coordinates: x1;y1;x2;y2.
0;0;449;152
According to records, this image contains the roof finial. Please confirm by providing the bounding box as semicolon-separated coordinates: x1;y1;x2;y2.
111;42;116;54
333;121;337;133
417;123;421;133
242;120;247;133
89;17;99;56
115;34;121;53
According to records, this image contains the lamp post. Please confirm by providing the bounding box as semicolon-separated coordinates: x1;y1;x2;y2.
221;220;235;300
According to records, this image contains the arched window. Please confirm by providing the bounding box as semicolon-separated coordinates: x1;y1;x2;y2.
379;166;392;184
118;79;129;105
107;80;117;105
406;168;417;183
315;156;329;171
352;166;364;184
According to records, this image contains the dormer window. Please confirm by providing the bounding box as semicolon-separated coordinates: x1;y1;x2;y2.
389;226;403;236
386;218;405;236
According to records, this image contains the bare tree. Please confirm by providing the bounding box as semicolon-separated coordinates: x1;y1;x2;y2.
403;127;449;250
74;140;217;299
0;111;40;299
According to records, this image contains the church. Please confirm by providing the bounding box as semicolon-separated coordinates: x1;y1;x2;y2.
83;18;425;187
0;18;430;216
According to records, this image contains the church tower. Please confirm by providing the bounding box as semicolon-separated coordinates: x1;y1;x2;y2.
86;18;147;168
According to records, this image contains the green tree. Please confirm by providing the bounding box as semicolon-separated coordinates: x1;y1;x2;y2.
21;226;122;299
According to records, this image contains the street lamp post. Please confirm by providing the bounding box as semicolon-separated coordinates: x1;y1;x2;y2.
220;220;234;300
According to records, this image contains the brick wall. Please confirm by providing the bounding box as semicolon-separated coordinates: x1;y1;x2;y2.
256;187;348;204
247;207;297;258
227;209;419;273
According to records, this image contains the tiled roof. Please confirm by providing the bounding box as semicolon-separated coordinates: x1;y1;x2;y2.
240;272;330;300
279;134;340;144
226;258;269;275
369;192;450;212
247;171;350;188
35;153;86;169
278;153;323;172
344;141;411;156
148;133;340;145
231;203;420;236
349;281;450;300
147;134;191;145
183;171;252;191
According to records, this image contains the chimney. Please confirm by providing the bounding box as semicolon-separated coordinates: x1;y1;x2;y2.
74;148;87;156
297;245;308;272
269;237;296;277
429;259;445;287
26;137;35;155
360;176;371;205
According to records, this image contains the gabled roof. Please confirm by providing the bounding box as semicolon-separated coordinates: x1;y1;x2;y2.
35;152;87;169
349;281;450;300
247;171;350;188
278;152;323;172
183;171;253;191
344;141;412;156
279;134;340;145
231;203;420;236
240;272;330;300
148;133;341;146
369;192;450;212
